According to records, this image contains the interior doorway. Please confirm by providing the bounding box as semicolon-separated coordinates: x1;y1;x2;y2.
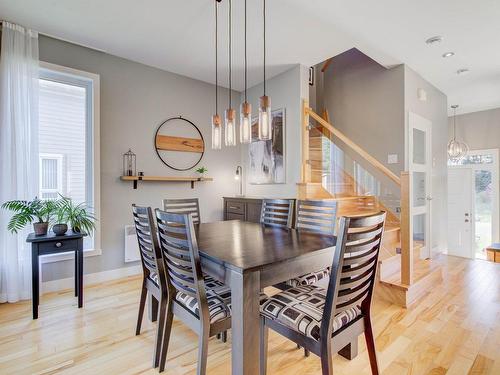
448;149;499;259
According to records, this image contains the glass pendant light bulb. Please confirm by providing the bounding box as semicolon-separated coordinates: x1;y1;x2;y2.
211;114;222;150
258;95;272;140
225;108;236;146
240;102;252;143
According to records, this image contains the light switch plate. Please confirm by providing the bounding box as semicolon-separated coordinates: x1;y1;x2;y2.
388;154;398;164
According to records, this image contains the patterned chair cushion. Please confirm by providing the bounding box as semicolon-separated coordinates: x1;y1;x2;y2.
149;273;267;324
260;285;361;341
176;276;232;324
286;267;331;288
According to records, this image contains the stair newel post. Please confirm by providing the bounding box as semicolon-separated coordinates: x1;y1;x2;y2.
400;171;413;285
302;99;311;184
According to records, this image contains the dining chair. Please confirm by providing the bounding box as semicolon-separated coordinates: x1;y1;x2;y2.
286;200;338;288
260;198;294;228
260;211;387;375
163;198;201;224
132;204;168;369
155;210;232;374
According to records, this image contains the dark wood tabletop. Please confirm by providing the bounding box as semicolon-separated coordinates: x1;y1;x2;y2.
194;220;336;273
26;230;86;242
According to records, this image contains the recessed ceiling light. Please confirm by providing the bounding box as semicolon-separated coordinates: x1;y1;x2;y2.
456;68;470;75
426;36;443;45
442;52;455;58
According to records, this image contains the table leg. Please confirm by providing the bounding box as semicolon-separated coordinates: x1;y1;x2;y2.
31;246;39;319
77;241;83;308
230;270;260;375
74;251;78;297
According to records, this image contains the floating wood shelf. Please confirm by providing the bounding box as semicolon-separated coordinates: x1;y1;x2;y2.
120;176;213;189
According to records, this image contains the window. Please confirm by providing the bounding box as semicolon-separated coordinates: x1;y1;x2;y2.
39;153;63;199
38;62;100;257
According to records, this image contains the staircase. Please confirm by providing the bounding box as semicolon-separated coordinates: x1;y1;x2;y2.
299;100;442;308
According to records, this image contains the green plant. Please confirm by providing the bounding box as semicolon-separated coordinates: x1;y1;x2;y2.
1;198;58;233
196;166;208;174
58;196;96;235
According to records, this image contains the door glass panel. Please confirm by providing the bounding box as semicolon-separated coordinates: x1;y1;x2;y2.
413;128;426;164
474;169;492;259
413;213;427;259
413;172;426;207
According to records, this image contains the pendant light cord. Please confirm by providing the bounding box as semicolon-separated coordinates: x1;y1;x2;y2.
229;0;232;109
453;106;457;140
244;0;247;102
215;0;218;114
263;0;266;95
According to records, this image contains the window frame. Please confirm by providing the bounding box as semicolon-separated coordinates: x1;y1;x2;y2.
38;61;101;264
39;153;64;199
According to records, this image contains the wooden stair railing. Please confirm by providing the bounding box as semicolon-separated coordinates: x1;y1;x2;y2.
300;100;412;287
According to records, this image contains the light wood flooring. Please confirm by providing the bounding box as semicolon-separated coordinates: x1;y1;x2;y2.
0;255;499;374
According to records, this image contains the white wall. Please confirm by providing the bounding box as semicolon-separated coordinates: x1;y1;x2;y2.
404;66;448;253
38;35;242;282
239;65;308;198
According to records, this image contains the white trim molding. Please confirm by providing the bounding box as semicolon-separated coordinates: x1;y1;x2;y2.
41;265;142;294
39;61;102;261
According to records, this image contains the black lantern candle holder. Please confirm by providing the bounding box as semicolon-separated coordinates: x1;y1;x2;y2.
123;149;136;176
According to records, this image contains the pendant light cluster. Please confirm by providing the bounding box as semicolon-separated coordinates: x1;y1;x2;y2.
447;104;469;161
211;0;271;149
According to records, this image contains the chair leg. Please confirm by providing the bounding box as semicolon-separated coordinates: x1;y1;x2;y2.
364;315;380;375
338;339;358;360
153;297;168;368
135;281;147;335
197;324;210;375
221;330;227;343
320;340;333;375
260;317;268;375
304;348;310;357
149;294;159;322
159;299;174;372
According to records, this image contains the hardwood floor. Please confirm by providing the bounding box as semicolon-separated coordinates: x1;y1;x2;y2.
0;255;499;374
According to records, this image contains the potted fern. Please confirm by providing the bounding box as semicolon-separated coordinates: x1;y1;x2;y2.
58;196;96;235
1;198;58;236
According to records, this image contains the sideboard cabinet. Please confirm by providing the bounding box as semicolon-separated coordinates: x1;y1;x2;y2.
223;197;263;223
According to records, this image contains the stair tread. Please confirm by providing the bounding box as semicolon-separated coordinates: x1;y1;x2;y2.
380;257;442;287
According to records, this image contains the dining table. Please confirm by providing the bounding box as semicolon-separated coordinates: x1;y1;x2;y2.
193;219;338;375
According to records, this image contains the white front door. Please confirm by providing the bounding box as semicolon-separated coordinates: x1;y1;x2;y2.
408;112;432;259
447;168;474;258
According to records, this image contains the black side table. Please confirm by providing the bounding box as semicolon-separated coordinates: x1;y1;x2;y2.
26;230;86;319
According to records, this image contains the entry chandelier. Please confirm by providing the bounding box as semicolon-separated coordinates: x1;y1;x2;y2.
447;104;468;161
211;0;272;149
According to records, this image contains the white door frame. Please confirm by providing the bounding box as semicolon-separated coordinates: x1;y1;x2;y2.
408;112;433;259
448;148;499;253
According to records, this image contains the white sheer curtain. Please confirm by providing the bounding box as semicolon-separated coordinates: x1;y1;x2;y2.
0;22;39;302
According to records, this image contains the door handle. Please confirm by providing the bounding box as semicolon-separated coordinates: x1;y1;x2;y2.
465;219;469;223
426;196;433;201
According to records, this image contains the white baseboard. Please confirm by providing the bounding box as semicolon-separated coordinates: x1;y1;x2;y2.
41;265;142;294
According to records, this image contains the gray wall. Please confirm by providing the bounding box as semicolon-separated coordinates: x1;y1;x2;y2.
450;107;500;150
322;49;405;175
239;65;308;198
404;66;448;253
39;36;242;281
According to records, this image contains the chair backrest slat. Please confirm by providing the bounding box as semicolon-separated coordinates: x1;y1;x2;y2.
260;199;294;228
163;198;201;225
132;205;165;289
295;200;337;235
321;211;386;341
155;209;211;323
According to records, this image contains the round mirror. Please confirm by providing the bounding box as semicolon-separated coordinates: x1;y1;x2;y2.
154;116;205;171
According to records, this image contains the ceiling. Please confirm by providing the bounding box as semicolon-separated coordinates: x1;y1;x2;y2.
1;0;499;115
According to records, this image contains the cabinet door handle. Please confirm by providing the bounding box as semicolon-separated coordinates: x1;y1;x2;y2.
55;242;63;248
229;206;239;210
